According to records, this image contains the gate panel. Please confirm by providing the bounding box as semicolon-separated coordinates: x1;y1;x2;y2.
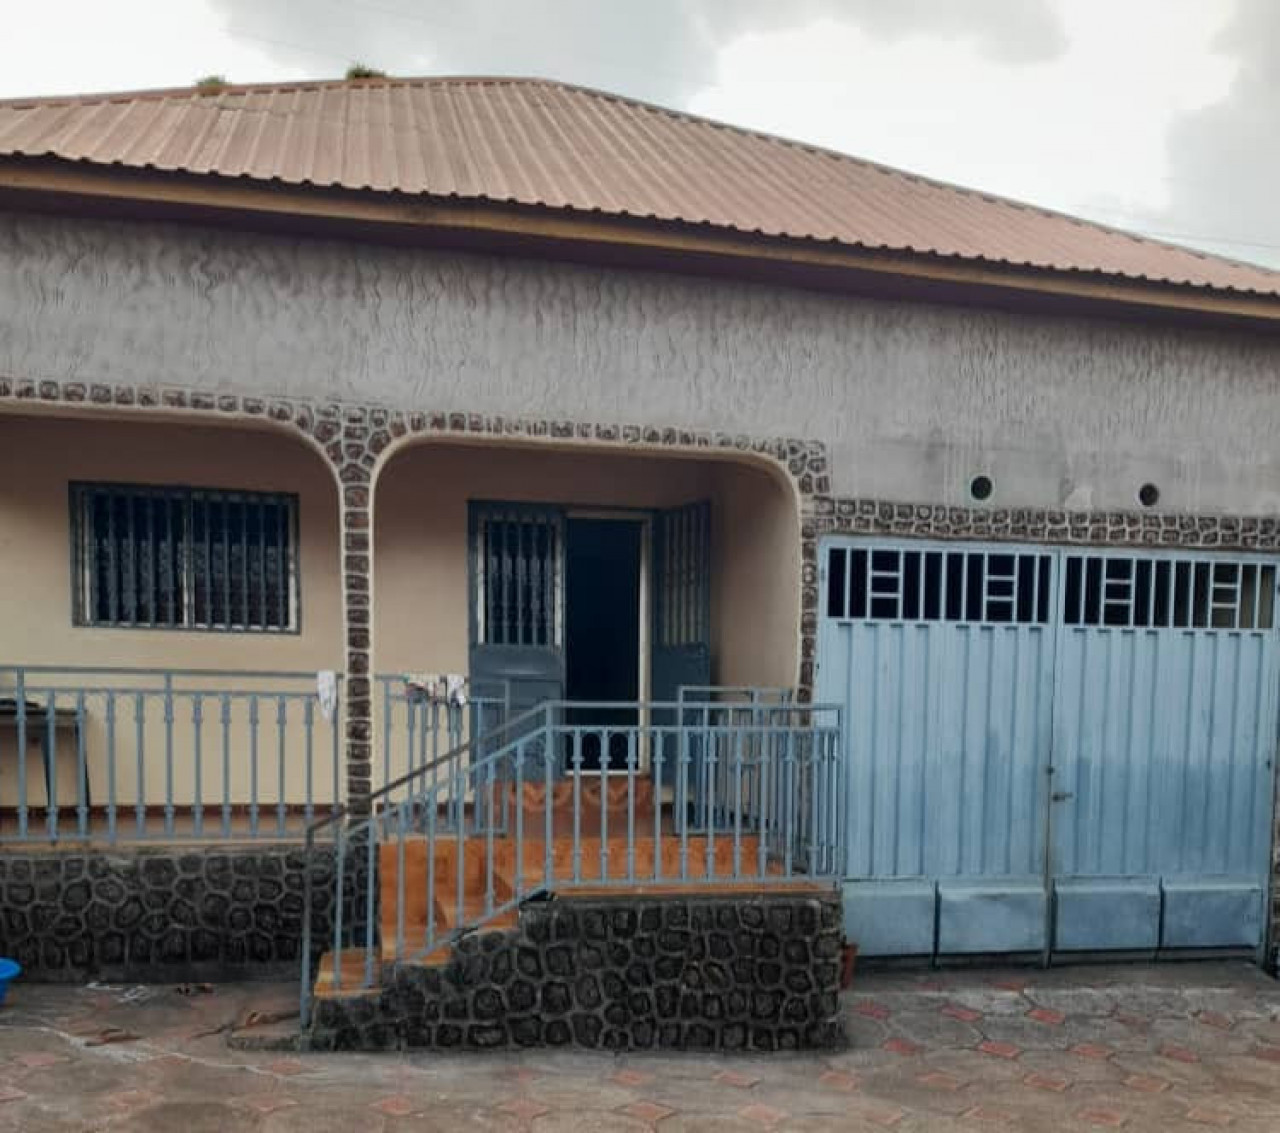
820;541;1056;955
1051;553;1279;952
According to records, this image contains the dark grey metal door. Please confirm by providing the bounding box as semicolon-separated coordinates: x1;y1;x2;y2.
651;501;712;783
468;503;565;713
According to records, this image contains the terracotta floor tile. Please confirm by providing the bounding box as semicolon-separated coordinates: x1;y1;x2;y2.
1077;1107;1129;1128
738;1102;788;1128
372;1095;416;1117
979;1041;1021;1060
943;1005;983;1023
1185;1108;1234;1127
612;1068;654;1088
500;1098;552;1121
919;1071;965;1091
1028;1008;1066;1026
883;1037;923;1056
818;1069;858;1092
1023;1072;1070;1092
620;1100;675;1123
1122;1075;1170;1094
1071;1044;1114;1061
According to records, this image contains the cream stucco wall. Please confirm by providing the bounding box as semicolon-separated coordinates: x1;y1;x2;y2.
0;415;343;813
373;442;799;685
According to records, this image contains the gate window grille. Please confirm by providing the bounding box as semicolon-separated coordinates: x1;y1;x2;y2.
1063;555;1275;630
474;508;563;647
825;547;1052;625
71;483;298;631
658;502;711;647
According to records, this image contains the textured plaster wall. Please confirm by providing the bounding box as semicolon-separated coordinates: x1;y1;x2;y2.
4;212;1280;515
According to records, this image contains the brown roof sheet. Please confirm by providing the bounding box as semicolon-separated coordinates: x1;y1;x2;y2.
1;75;1277;297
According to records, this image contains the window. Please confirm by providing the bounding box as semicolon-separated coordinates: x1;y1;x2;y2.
825;547;1052;625
71;483;298;631
1063;555;1275;630
472;506;563;647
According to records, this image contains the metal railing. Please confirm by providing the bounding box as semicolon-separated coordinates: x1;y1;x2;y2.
301;696;843;1021
374;674;510;802
0;665;344;842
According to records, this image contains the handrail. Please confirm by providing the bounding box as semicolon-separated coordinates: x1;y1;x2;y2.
300;690;845;1025
303;701;551;836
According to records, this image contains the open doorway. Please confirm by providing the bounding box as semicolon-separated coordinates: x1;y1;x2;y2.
565;515;644;771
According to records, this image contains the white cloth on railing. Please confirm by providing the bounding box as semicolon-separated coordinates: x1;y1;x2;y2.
444;673;467;708
401;672;468;707
316;670;339;723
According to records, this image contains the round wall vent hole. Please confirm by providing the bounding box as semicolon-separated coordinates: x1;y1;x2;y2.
969;475;994;501
1138;483;1160;507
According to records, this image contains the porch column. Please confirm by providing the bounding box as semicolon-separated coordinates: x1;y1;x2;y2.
312;405;379;819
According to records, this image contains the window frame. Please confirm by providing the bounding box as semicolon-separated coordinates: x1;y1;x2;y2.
69;481;302;634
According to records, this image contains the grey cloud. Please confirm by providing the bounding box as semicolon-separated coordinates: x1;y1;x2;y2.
1164;0;1280;269
210;0;1067;107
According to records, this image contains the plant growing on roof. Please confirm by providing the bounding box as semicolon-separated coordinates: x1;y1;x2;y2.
345;63;387;80
194;75;228;90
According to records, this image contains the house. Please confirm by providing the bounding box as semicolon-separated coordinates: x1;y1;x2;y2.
1;77;1279;1046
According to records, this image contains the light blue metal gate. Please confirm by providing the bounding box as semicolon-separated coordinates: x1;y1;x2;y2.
818;538;1279;960
1051;551;1279;954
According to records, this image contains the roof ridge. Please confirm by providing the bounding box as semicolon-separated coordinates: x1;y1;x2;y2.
0;74;1276;294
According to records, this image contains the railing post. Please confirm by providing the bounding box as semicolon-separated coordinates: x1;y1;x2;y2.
134;691;146;838
15;669;27;839
248;695;260;837
191;693;204;838
75;690;88;838
300;820;315;1030
276;695;289;836
162;672;175;837
44;693;58;841
220;693;232;838
105;691;118;844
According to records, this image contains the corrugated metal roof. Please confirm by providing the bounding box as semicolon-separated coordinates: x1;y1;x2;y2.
1;75;1277;297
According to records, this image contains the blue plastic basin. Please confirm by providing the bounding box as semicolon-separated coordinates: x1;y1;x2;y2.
0;959;20;1005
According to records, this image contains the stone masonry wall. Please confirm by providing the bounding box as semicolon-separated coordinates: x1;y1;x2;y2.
0;844;354;983
307;892;845;1053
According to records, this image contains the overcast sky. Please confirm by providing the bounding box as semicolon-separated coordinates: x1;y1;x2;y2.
5;0;1278;269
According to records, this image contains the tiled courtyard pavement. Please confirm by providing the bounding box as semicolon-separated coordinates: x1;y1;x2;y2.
0;963;1278;1131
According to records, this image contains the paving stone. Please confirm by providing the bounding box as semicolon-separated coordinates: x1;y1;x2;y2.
501;1098;553;1121
883;1038;924;1056
942;1005;982;1023
816;1070;857;1092
1022;1072;1070;1092
978;1041;1021;1060
371;1095;416;1117
714;1070;759;1088
1076;1106;1129;1127
963;1105;1016;1123
918;1071;964;1091
1027;1008;1066;1026
621;1100;676;1122
1071;1044;1114;1061
1122;1074;1171;1094
612;1069;654;1087
737;1102;787;1127
1185;1108;1234;1127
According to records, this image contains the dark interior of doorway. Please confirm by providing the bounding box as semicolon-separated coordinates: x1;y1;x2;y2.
565;516;642;771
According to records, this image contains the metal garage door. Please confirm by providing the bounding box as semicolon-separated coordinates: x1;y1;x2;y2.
817;538;1279;960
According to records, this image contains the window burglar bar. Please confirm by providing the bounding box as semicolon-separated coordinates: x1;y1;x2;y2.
825;547;1052;625
1063;556;1277;630
71;483;299;632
